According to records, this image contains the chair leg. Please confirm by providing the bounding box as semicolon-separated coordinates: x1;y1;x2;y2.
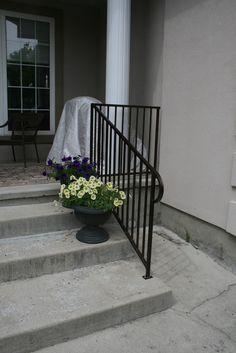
22;143;26;168
35;143;40;163
11;145;16;162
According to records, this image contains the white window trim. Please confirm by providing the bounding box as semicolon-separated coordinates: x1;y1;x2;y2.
0;10;55;136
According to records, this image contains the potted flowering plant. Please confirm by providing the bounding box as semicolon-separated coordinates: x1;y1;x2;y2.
59;175;126;244
43;155;96;185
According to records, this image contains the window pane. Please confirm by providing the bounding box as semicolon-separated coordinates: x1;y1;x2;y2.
36;22;49;44
8;110;21;131
36;45;49;65
7;41;21;62
7;64;20;86
37;67;50;87
38;111;50;130
21;19;35;39
37;89;49;109
22;65;35;87
21;41;36;64
8;88;21;108
6;17;20;40
23;88;35;109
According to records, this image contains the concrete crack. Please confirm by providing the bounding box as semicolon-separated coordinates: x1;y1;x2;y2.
190;282;236;313
170;305;236;344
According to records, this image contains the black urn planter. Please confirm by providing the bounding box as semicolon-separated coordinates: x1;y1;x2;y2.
73;205;111;244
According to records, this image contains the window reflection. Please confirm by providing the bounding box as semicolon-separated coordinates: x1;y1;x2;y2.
6;15;51;131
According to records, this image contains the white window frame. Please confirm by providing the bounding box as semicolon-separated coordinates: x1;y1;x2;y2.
0;10;55;136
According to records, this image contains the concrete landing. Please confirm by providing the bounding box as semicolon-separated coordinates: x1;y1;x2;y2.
0;224;134;282
0;260;174;353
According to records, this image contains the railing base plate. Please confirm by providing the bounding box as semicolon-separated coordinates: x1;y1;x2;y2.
143;275;153;280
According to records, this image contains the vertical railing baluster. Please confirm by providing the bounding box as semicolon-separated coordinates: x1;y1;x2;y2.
148;108;152;164
97;111;101;176
105;118;109;183
126;147;131;233
94;109;97;168
142;167;149;257
121;106;125;136
135;108;139;149
144;174;155;279
90;105;94;164
122;142;126;224
154;107;160;171
101;113;105;181
131;154;137;240
136;160;143;251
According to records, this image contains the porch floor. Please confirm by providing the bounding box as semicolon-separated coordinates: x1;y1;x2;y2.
0;163;53;187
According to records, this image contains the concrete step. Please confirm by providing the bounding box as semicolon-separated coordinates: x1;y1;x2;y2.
0;224;134;282
0;202;84;238
0;183;59;206
0;259;174;353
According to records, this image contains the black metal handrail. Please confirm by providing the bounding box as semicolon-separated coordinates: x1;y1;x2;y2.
90;103;164;278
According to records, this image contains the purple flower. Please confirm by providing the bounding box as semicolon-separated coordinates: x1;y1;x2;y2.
47;159;53;166
62;156;67;162
42;171;47;176
82;157;89;164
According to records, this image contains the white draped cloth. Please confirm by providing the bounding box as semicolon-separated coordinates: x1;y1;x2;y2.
47;96;101;163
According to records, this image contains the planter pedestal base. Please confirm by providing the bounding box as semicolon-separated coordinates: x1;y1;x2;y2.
76;226;109;244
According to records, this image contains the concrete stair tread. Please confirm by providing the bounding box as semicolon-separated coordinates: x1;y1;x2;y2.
0;202;86;238
0;183;59;202
0;202;69;222
0;259;174;353
0;225;128;263
0;225;134;282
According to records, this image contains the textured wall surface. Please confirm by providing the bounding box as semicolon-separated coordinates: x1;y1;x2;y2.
159;0;236;230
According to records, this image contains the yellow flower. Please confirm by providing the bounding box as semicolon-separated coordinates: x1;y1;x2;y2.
119;191;126;200
113;198;120;207
89;176;96;182
70;175;76;181
77;190;84;198
91;194;96;200
71;190;77;196
106;182;113;189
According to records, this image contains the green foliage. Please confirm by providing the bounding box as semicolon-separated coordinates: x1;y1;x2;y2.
59;176;126;211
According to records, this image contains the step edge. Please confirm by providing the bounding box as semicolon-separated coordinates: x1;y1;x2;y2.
0;283;174;353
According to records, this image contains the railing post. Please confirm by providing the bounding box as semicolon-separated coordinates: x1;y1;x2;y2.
143;174;155;279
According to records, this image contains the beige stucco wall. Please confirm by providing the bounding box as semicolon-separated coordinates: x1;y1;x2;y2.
158;0;236;231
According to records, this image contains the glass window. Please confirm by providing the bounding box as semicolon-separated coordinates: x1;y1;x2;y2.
36;22;49;44
7;64;20;86
22;65;35;87
8;88;21;108
3;14;54;132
